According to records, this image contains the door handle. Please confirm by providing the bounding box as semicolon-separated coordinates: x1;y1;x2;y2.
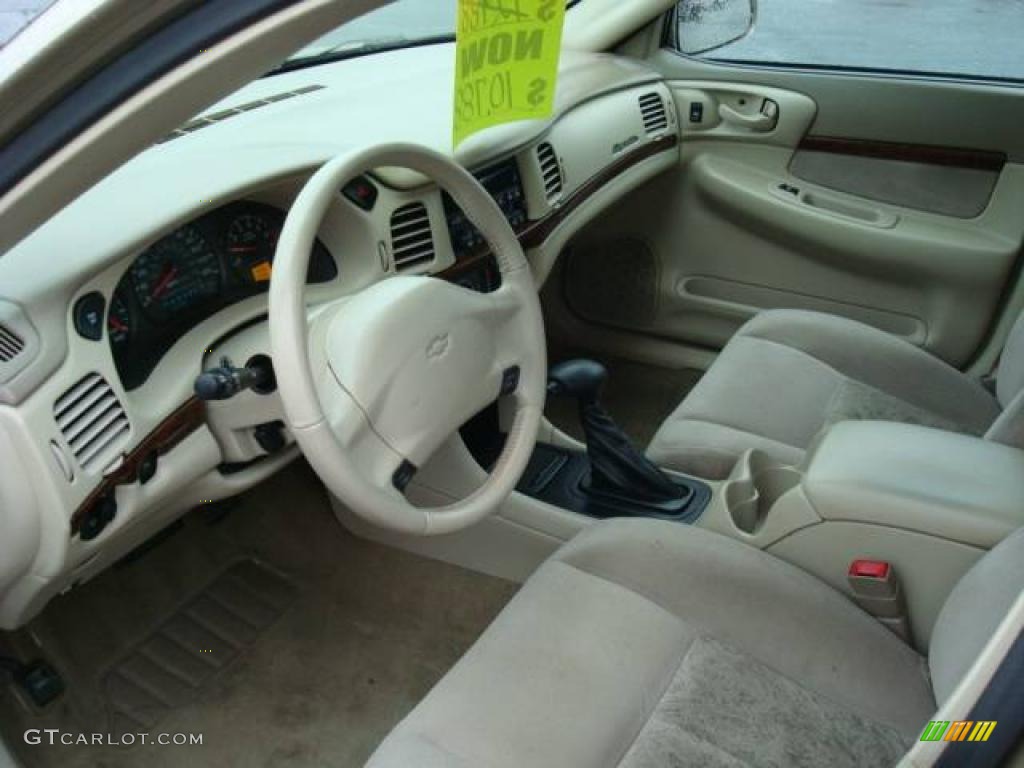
719;99;779;132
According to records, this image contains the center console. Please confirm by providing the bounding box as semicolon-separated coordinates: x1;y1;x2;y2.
462;358;712;525
703;420;1024;649
443;158;528;257
437;158;527;295
516;443;711;523
708;421;1024;550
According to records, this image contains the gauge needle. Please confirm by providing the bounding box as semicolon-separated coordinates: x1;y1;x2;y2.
151;264;178;299
109;316;128;332
229;246;258;253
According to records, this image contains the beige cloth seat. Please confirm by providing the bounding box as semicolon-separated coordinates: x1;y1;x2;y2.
368;520;1024;768
646;309;1024;479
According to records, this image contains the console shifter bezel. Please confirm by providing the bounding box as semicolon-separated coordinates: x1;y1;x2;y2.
515;443;711;524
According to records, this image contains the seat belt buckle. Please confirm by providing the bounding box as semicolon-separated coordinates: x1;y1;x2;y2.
847;559;913;644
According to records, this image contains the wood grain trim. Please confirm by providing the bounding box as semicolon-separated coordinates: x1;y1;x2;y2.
799;136;1006;172
438;133;679;282
70;397;206;535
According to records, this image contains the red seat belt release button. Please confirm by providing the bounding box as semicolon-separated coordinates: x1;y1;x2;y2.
847;559;911;643
849;559;890;580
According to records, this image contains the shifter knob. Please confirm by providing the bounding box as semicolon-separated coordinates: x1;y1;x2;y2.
547;359;608;402
547;358;686;507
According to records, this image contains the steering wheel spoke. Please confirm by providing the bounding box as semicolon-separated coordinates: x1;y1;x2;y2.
316;365;403;486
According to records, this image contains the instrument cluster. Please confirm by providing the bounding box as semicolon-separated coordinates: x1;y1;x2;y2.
105;201;337;390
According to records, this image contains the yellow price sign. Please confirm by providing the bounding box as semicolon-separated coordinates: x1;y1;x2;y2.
453;0;566;148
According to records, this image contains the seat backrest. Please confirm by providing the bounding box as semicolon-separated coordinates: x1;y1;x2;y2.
985;313;1024;447
928;526;1024;704
995;312;1024;408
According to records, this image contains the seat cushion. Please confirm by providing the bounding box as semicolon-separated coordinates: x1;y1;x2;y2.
367;519;935;768
647;310;1001;479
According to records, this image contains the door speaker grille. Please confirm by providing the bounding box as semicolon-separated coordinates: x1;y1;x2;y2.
565;238;658;329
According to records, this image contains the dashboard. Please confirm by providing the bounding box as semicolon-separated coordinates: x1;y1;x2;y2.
0;44;681;630
101;201;337;390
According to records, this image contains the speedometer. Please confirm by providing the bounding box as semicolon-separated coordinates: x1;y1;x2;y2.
131;224;221;323
107;291;132;349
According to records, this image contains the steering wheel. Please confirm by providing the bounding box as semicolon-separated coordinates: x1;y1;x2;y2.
269;144;546;536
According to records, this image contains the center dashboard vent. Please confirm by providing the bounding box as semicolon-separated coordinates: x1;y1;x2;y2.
536;142;563;201
639;92;669;135
390;202;436;270
0;324;24;363
54;373;130;473
158;84;325;144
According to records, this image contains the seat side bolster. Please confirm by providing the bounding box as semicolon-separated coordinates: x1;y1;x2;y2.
929;526;1024;705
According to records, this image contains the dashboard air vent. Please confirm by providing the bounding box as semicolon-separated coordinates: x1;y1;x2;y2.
54;373;130;473
390;202;436;270
536;142;563;201
158;84;325;144
639;92;668;135
0;324;24;363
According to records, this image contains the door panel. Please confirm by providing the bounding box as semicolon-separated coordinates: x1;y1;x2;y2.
558;61;1024;369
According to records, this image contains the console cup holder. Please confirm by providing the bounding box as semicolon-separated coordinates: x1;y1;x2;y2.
723;450;802;535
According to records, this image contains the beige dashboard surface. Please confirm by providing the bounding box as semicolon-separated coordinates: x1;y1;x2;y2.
0;46;660;402
1;46;657;293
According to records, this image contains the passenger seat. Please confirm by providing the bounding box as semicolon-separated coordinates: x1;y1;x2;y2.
647;309;1024;479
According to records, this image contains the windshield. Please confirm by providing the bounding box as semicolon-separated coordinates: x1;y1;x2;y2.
287;0;453;64
278;0;574;71
0;0;57;47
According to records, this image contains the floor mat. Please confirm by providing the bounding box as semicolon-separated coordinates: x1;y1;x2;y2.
104;559;296;733
545;348;703;448
1;462;518;768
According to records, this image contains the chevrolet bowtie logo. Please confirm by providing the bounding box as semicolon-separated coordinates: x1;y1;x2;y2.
426;333;450;360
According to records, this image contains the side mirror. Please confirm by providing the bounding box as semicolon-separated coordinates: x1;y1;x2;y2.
676;0;755;55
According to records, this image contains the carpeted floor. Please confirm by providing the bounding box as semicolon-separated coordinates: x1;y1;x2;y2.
0;462;518;768
545;348;703;448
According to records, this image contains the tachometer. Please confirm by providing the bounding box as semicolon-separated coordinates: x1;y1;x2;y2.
225;209;281;287
131;224;221;323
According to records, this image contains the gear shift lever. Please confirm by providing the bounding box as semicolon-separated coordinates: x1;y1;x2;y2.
548;360;687;507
